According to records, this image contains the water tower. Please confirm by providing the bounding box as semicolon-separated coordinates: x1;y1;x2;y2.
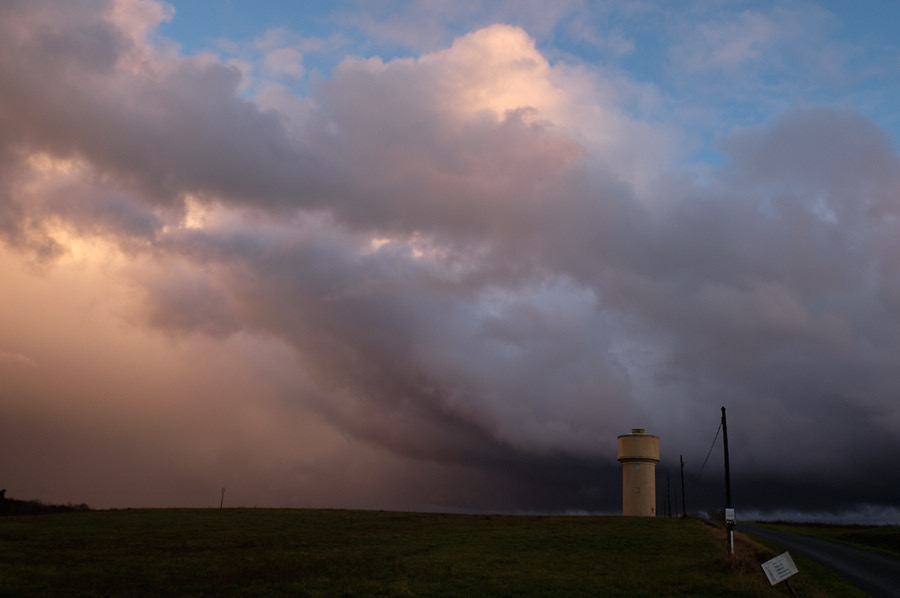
617;428;660;516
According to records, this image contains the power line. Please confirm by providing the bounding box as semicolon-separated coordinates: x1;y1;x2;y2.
698;422;722;475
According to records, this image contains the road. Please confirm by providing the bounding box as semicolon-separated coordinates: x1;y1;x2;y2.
739;523;900;598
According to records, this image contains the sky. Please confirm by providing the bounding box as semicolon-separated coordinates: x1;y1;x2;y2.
1;0;899;521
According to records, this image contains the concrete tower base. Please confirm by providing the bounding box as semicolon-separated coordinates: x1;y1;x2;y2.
617;429;660;517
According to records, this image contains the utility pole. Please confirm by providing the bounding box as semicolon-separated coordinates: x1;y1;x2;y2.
666;473;671;517
220;487;226;509
680;455;686;517
722;406;734;555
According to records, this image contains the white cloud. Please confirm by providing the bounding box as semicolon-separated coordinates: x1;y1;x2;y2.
263;47;305;80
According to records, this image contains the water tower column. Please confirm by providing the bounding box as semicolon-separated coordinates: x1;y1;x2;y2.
617;428;660;517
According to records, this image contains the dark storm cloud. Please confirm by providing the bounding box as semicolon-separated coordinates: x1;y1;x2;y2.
1;2;898;516
149;220;640;467
138;105;900;514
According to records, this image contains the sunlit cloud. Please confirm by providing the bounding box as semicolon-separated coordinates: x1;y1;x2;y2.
0;351;37;371
26;153;80;176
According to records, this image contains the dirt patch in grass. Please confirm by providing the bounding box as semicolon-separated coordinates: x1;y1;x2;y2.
700;520;773;586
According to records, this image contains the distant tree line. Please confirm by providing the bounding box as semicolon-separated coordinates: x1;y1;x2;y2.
0;489;90;516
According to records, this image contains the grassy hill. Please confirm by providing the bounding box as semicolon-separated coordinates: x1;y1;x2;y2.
0;509;866;597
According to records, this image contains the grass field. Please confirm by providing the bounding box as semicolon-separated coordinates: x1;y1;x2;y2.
0;509;868;597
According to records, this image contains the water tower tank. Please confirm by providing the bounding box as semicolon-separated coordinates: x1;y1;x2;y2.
617;428;660;517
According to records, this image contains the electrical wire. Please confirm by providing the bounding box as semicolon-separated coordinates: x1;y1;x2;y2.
698;422;722;475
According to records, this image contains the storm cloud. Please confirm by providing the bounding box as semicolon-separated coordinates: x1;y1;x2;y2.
1;0;898;518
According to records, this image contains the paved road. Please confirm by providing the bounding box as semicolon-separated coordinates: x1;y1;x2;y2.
740;524;900;598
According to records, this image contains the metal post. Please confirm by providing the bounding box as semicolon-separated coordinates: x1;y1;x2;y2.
785;580;798;597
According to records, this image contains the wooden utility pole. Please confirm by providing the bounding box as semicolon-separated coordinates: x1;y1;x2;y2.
722;406;734;555
666;471;672;517
680;455;686;517
220;487;226;509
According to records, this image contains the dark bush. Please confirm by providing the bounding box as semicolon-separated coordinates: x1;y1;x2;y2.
0;492;91;516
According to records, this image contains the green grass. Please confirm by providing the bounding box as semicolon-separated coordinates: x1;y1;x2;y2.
754;521;900;559
0;509;865;597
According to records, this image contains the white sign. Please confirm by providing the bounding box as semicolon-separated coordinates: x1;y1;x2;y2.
761;552;799;585
725;508;735;523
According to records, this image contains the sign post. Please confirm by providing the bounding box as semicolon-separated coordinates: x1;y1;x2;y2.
761;552;799;596
724;508;736;554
